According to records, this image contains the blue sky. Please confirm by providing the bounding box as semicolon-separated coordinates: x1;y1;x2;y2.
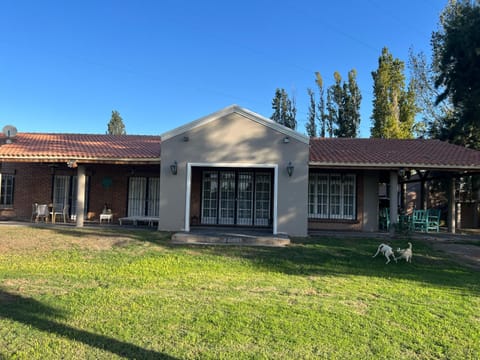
0;0;447;137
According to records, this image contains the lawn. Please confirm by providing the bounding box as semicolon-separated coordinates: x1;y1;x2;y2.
0;225;478;359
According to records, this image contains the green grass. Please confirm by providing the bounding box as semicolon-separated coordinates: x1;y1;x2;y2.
0;226;478;359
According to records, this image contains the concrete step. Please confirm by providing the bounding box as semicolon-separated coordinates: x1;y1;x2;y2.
171;231;290;247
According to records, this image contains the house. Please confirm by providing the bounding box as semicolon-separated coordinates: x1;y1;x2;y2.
1;105;480;236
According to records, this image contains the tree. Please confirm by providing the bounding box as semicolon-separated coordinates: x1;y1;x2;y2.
305;88;317;137
270;88;297;130
327;72;344;137
342;69;362;137
107;110;126;135
371;47;417;139
432;0;480;148
325;70;362;138
315;72;327;138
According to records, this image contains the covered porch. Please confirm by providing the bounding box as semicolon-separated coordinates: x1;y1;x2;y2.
308;138;480;234
0;133;162;225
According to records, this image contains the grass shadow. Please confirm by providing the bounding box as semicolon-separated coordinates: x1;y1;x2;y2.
172;236;480;294
4;224;479;294
0;289;177;359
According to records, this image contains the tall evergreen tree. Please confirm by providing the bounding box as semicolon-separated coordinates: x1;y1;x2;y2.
371;47;417;139
432;0;480;148
305;88;317;137
270;88;297;130
107;110;126;135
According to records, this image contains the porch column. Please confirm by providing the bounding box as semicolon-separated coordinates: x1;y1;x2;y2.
76;165;86;227
389;170;398;233
419;171;430;210
401;182;407;212
448;176;456;234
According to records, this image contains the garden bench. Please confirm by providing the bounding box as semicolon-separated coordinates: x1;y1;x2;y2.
118;216;160;227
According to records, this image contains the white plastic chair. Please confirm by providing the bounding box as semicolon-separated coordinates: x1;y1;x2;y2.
35;204;49;222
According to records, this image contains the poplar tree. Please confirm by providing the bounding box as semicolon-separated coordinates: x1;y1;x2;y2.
107;110;126;135
326;70;362;138
371;47;417;139
306;88;317;137
344;69;362;137
327;72;344;137
315;72;327;138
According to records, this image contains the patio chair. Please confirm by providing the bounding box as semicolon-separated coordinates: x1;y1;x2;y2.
31;203;39;222
50;204;69;223
412;209;428;232
426;208;441;233
35;204;49;222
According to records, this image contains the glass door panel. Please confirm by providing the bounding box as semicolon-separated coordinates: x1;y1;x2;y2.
201;171;218;225
128;177;147;217
147;178;160;217
254;173;271;226
237;172;253;225
219;171;235;225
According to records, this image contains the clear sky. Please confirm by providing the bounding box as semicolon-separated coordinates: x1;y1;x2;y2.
0;0;447;138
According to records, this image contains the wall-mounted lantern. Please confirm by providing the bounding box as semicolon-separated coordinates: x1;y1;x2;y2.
286;162;294;177
170;161;178;175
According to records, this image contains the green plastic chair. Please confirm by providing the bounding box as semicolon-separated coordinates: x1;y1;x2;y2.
426;208;441;232
379;207;390;231
412;209;428;232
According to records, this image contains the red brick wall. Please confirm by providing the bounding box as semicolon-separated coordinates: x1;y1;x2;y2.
0;163;54;220
0;162;159;222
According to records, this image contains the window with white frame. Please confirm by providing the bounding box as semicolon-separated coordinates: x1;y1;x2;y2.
308;173;356;220
0;174;14;208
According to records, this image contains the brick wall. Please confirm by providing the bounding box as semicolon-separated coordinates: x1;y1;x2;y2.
0;161;160;222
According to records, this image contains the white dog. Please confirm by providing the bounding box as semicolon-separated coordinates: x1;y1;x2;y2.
395;242;413;263
372;243;397;264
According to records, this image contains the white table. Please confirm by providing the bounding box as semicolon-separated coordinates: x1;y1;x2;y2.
99;213;113;223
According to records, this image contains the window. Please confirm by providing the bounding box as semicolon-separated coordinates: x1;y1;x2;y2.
0;174;14;207
308;173;356;220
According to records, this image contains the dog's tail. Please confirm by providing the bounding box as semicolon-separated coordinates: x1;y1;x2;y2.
408;242;412;250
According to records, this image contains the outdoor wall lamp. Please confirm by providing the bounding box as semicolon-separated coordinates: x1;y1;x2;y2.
286;162;294;177
170;161;178;175
283;136;290;143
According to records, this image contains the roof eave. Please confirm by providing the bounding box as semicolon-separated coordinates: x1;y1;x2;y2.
308;161;480;171
0;156;161;165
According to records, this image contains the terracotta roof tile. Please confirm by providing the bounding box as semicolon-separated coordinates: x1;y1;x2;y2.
2;133;480;170
0;133;161;163
309;138;480;169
